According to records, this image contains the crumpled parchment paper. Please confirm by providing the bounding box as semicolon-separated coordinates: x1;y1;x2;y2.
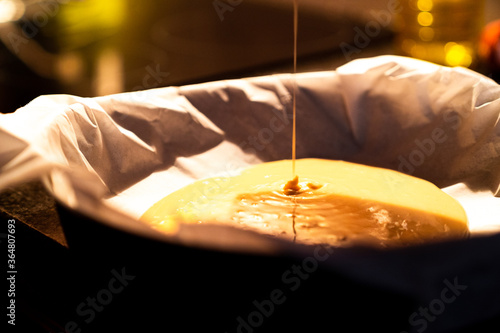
1;55;499;251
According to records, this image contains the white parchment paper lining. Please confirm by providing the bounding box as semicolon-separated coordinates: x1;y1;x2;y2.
1;55;499;252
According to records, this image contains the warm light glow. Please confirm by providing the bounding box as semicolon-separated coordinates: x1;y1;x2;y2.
419;27;435;41
156;217;180;235
56;52;85;84
54;0;128;53
0;0;25;23
417;0;434;12
94;48;124;96
445;42;473;67
410;44;428;59
59;0;126;29
417;11;434;27
396;0;481;68
401;39;417;54
479;20;500;61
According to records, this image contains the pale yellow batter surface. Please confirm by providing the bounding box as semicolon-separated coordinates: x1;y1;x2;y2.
141;159;469;247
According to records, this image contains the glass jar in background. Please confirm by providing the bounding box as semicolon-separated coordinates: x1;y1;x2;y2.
394;0;486;68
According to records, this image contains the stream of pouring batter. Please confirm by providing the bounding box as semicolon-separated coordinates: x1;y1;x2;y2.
291;0;299;241
231;0;299;241
292;0;298;177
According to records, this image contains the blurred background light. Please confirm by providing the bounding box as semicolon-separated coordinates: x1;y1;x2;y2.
419;27;435;42
0;0;499;115
0;0;25;23
395;0;485;68
445;42;473;67
417;0;433;12
417;11;434;27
